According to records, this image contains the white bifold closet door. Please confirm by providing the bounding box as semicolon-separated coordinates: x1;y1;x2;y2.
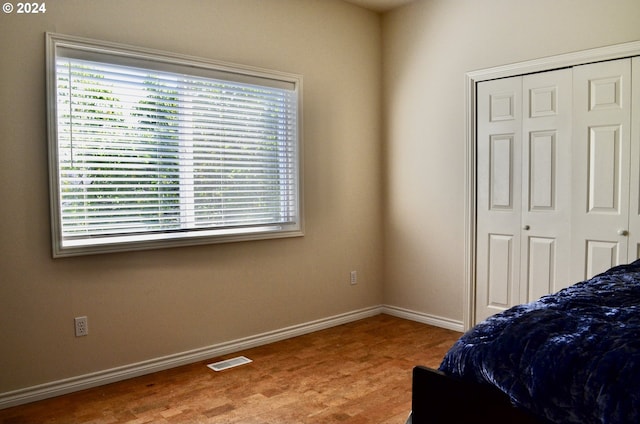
476;69;572;323
571;58;637;282
476;57;640;324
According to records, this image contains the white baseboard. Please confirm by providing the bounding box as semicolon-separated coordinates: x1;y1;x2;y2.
0;306;382;410
381;305;464;332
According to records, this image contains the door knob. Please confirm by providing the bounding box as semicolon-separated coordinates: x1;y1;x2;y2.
618;229;629;236
523;225;530;230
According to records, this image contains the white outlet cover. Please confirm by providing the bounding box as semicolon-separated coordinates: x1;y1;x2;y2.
74;316;88;337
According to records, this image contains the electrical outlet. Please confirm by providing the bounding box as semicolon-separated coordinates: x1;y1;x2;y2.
350;270;357;285
75;316;88;337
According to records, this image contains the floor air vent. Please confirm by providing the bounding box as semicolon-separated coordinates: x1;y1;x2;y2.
207;356;253;372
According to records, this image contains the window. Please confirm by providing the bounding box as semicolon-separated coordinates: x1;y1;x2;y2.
46;33;303;257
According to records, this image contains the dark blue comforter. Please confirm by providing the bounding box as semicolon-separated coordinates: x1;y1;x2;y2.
439;260;640;424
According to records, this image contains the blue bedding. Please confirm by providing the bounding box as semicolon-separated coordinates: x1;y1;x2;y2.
439;260;640;424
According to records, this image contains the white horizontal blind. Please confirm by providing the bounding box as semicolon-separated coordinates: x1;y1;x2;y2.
48;34;301;255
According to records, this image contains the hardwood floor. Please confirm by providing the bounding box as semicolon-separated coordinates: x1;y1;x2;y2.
0;314;461;424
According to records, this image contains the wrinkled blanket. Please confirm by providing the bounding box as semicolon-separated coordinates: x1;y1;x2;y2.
439;260;640;424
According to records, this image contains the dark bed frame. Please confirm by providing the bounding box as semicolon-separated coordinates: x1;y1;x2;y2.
410;366;546;424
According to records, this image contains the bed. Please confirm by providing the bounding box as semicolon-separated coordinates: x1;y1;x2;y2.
408;259;640;424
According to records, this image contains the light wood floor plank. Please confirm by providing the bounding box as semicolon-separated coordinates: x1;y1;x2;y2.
0;314;461;423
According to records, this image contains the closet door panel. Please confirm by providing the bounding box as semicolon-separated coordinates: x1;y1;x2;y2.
521;69;572;299
490;134;516;208
586;241;619;278
588;125;622;212
529;131;555;209
572;59;631;281
527;236;555;301
476;77;522;323
487;234;514;308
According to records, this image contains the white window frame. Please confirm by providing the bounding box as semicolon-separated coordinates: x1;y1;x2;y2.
46;33;303;257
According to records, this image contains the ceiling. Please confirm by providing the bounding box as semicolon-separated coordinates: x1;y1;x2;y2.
342;0;416;13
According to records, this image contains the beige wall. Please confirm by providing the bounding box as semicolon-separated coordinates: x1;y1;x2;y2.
0;0;383;394
382;0;640;320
